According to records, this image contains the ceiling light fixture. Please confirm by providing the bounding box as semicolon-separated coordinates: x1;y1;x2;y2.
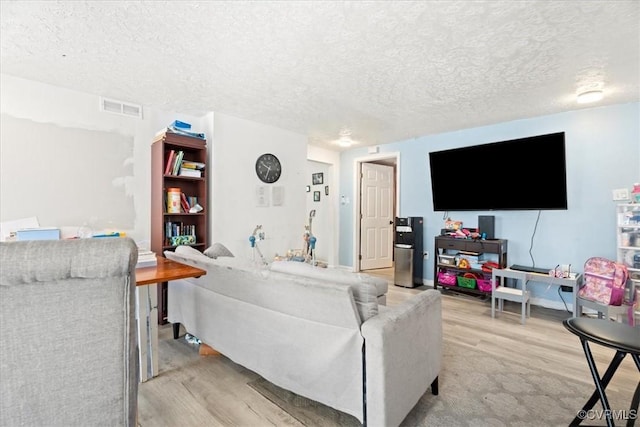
338;135;353;147
577;90;603;104
337;129;355;147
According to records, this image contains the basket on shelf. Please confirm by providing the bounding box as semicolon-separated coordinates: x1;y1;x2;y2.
476;277;495;292
169;235;196;246
437;271;457;286
457;275;477;289
438;254;457;266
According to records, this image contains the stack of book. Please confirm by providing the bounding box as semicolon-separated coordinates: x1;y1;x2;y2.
163;151;206;178
136;249;157;269
155;120;206;140
178;160;205;177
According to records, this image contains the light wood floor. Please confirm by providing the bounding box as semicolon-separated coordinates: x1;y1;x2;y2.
137;268;638;426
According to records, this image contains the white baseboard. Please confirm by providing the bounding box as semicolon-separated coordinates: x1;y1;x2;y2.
530;296;573;313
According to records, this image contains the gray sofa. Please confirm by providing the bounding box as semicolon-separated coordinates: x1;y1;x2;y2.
0;238;139;427
165;247;443;427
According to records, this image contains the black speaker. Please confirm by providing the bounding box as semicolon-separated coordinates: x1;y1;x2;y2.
478;215;495;239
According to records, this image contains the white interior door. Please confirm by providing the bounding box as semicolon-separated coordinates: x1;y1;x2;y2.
360;162;393;270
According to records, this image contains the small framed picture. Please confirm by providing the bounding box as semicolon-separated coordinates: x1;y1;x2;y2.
306;185;311;192
325;185;329;196
313;191;321;202
312;172;324;185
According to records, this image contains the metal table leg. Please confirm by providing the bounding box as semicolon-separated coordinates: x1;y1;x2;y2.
569;344;627;427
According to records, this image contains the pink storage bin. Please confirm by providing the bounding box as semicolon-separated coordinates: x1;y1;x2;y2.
438;271;457;286
476;278;495;292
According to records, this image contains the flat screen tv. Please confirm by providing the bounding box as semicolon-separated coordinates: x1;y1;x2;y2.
429;132;567;211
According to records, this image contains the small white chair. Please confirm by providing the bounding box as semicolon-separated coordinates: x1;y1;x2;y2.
492;286;531;325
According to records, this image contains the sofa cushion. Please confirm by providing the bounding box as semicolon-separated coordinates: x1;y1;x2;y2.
350;282;378;322
165;251;380;322
269;260;383;321
174;245;207;259
166;249;264;275
204;254;265;271
203;242;234;259
270;261;388;296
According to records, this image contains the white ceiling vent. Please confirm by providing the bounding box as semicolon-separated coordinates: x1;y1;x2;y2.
99;97;143;119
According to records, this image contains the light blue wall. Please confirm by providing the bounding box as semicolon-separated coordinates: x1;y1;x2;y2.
339;102;639;305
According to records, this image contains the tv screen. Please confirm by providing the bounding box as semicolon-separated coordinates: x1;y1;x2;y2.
429;132;567;211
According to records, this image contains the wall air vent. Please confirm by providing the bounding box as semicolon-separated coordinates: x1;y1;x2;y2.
99;97;143;119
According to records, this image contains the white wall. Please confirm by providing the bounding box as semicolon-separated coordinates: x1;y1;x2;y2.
1;115;135;230
305;160;330;262
211;113;309;260
0;74;206;244
307;145;340;266
0;75;336;264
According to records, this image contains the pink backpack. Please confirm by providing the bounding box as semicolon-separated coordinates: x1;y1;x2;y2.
578;257;628;306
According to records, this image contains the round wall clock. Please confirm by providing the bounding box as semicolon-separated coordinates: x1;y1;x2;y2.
255;153;282;183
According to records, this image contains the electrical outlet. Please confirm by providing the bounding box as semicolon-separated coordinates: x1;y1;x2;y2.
612;188;630;201
423;251;429;259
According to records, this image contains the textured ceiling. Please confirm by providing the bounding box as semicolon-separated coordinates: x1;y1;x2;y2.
1;1;639;151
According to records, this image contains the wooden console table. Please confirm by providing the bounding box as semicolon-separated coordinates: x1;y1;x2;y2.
136;257;206;382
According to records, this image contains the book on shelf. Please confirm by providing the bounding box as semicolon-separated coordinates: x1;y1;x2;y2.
172;151;185;175
167;125;205;139
164;221;197;245
164;150;176;175
155;126;205;140
172;120;191;130
181;160;206;170
183;195;203;213
178;168;202;178
180;192;191;212
155;133;207;148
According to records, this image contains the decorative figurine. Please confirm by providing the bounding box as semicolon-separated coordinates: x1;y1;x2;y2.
631;183;640;203
249;225;267;265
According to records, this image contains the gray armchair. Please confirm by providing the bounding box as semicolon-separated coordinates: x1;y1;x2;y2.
0;237;139;426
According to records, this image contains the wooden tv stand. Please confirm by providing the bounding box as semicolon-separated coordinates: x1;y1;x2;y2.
433;236;508;296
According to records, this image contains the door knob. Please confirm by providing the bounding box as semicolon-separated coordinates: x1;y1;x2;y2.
389;220;394;225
